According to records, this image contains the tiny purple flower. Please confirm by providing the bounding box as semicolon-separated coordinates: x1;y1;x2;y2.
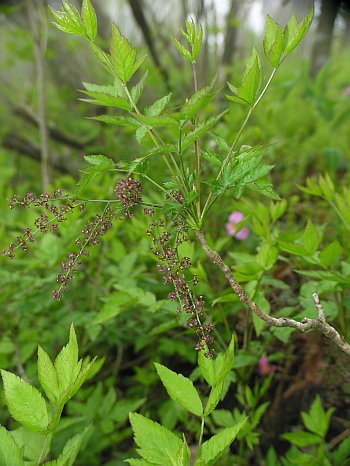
257;356;276;377
225;211;249;240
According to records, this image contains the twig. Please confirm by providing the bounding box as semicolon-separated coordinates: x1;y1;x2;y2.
196;230;350;357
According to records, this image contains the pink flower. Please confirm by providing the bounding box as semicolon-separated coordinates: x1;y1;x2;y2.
343;86;350;97
257;356;276;377
225;211;249;240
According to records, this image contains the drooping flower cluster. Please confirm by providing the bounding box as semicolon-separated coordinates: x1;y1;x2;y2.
114;177;143;216
2;190;81;259
52;206;118;300
145;208;214;358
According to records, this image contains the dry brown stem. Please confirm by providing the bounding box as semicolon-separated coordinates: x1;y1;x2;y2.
196;230;350;356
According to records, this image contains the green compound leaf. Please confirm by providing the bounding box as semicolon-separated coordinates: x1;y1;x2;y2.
38;346;60;404
81;0;97;40
0;426;24;466
1;370;49;433
129;412;183;465
264;15;283;68
154;363;203;417
196;419;247;465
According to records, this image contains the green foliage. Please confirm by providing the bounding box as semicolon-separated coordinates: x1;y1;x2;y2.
5;1;350;465
0;326;99;463
154;363;203;416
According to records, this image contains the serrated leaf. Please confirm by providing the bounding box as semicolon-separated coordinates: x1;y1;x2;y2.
132;114;178;127
227;48;261;106
38;346;60;404
302;220;320;255
283;5;314;57
204;380;224;416
131;71;148;104
75;155;115;194
132;55;147;77
61;357;98;405
129;412;183;464
91;114;139;127
182;111;227;151
80;90;131;110
0;426;24;466
50;8;84;35
198;420;247;465
174;435;191;466
1;370;49;433
145;93;172;117
213;334;235;384
81;0;97;40
111;23;137;83
94;292;133;324
175;84;218;121
89;42;115;76
194;460;206;466
43;427;90;466
319;241;342;267
248;179;280;200
192;24;203;61
54;325;79;396
173;37;192;61
198;350;214;386
281;431;322;448
154;363;203;416
84;154;114;167
264;16;283;68
125;460;155;466
11;427;51;462
301;395;334;438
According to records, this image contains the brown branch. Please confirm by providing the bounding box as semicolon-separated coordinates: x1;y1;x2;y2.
3;132;80;175
196;229;350;356
14;105;93;150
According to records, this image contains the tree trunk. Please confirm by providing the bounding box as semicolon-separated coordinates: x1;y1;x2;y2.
222;0;239;67
310;0;341;77
128;0;170;90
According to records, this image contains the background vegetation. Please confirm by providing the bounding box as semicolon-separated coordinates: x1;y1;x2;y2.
1;0;350;464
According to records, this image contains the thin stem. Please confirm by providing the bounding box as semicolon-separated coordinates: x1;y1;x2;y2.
7;202;83;254
198;416;205;447
37;434;49;464
192;61;201;218
196;229;350;357
57;203;114;295
200;68;277;223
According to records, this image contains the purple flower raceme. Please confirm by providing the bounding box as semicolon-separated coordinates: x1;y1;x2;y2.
257;356;277;377
225;211;249;240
